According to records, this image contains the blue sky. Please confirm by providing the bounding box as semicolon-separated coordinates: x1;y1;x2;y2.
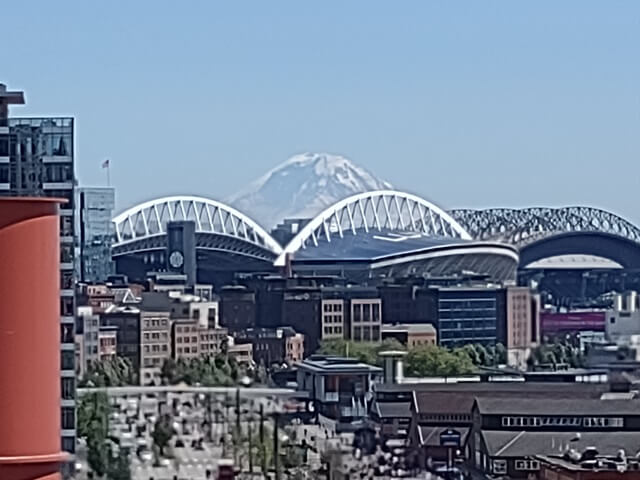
2;1;639;222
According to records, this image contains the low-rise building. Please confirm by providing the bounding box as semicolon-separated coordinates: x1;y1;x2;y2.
98;326;118;361
297;355;382;431
227;340;253;365
381;323;437;348
538;452;640;480
607;291;640;345
235;327;305;367
470;397;640;478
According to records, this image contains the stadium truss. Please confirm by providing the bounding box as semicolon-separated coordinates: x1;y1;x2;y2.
112;196;283;259
275;190;471;266
449;207;640;247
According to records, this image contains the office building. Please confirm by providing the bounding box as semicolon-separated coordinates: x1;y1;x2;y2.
0;83;76;454
78;187;115;282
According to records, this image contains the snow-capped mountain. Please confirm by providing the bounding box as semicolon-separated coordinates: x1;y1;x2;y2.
227;153;392;229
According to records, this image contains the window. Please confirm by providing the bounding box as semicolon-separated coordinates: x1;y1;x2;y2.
610;317;616;324
61;407;75;429
493;460;507;475
62;436;76;454
60;324;74;344
61;377;75;399
515;460;540;471
61;351;75;370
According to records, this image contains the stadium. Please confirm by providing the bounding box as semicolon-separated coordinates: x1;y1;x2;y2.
112;191;640;303
111;190;518;286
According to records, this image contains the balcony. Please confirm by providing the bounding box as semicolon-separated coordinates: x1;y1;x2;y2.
43;182;73;190
0;156;8;163
43;155;72;164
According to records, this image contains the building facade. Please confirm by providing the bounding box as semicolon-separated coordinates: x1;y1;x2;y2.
381;323;437;348
0;84;77;454
78;187;115;282
350;298;382;342
321;299;345;341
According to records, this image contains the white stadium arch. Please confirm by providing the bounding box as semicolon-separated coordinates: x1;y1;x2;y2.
274;190;471;266
112;195;282;255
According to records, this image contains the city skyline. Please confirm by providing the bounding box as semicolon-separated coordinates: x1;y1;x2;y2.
2;1;639;225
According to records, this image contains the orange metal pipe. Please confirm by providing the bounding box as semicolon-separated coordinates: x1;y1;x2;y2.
0;198;69;480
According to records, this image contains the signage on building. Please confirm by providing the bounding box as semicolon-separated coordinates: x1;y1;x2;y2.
440;428;461;447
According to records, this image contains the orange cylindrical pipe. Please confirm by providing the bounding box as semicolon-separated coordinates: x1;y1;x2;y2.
0;198;69;480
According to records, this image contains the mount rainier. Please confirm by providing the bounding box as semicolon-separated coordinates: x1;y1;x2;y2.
227;153;392;229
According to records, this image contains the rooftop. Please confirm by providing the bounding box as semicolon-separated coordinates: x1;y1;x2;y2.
484;430;640;458
475;397;640;416
382;323;436;335
299;355;382;374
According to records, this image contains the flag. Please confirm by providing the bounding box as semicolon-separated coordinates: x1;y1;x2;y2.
102;159;110;169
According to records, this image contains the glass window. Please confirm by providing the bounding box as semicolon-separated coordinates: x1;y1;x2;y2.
61;407;75;429
493;460;507;475
61;377;75;399
60;324;74;344
62;436;76;454
61;351;75;370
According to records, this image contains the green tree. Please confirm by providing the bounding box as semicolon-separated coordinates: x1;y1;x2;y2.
80;356;137;387
152;414;175;456
317;338;405;366
406;344;475;377
77;392;113;476
106;451;132;480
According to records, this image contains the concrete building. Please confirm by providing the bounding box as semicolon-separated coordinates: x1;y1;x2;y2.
297;355;383;432
350;298;382;342
504;286;538;369
227;339;253;365
321;299;346;341
172;318;227;360
78;187;115;282
139;293;172;385
235;327;304;367
0;83;77;454
98;326;118;361
381;323;437;348
219;285;256;332
101;305;141;374
606;291;640;345
76;306;100;376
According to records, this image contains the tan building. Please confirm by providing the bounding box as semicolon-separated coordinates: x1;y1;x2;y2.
140;294;172;385
505;286;536;369
98;326;118;360
381;323;437;348
350;298;382;341
321;299;345;340
172;318;227;360
286;331;305;364
228;339;253;365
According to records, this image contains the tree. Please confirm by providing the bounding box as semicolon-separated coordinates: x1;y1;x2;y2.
80;356;137;387
77;392;114;476
406;344;475;377
152;414;175;456
106;451;131;480
317;338;405;366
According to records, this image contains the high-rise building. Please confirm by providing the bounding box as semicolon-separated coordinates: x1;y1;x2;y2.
78;187;115;282
0;83;77;455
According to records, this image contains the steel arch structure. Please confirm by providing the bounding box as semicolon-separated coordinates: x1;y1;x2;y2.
449;206;640;247
275;190;471;266
112;196;282;259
